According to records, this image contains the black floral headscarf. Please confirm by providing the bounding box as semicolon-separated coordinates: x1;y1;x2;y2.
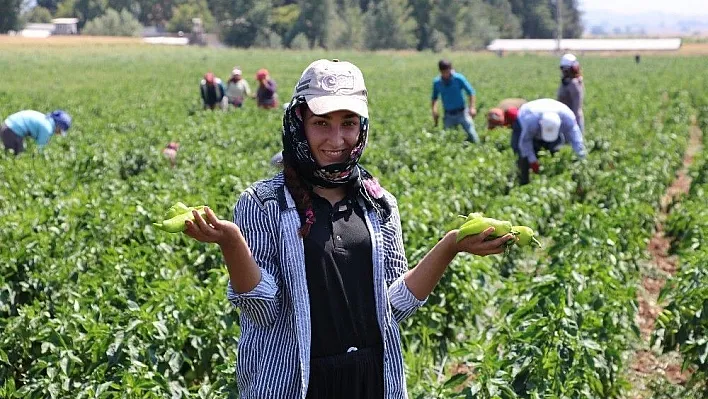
281;95;391;220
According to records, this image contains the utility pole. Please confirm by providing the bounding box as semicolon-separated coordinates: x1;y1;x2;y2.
557;0;563;52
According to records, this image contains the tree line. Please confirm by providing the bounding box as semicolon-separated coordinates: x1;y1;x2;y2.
1;0;583;50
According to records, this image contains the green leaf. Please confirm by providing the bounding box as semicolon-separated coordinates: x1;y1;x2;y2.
443;373;469;389
127;300;140;311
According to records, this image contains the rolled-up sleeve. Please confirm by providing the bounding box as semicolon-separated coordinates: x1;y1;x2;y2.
226;190;282;327
381;195;426;323
566;123;586;159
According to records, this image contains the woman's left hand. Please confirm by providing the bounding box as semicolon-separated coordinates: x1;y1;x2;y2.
447;227;514;256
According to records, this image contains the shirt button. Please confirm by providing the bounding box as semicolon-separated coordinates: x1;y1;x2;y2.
336;235;342;241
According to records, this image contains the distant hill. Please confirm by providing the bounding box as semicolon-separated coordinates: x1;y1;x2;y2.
582;9;708;36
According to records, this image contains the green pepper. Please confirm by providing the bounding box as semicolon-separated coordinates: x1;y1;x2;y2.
456;217;513;243
511;225;542;247
153;205;207;233
458;212;484;224
165;202;191;219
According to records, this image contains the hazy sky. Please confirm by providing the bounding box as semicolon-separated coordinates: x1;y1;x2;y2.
580;0;708;15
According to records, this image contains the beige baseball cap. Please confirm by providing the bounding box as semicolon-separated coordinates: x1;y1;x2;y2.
292;59;368;118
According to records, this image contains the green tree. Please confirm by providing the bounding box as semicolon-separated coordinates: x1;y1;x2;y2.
286;0;336;49
364;0;416;50
55;0;76;18
82;8;142;36
219;0;273;48
24;6;53;23
254;29;282;48
55;0;109;28
485;0;522;38
167;0;214;33
553;0;583;38
409;0;434;50
37;0;61;13
432;0;462;47
271;3;299;38
454;0;500;50
333;3;364;49
508;0;557;38
289;31;310;49
0;0;23;32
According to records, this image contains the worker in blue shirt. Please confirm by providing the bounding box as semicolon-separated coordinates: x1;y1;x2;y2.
513;98;586;185
1;110;72;155
431;59;479;143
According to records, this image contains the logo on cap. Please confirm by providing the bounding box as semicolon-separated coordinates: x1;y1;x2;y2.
320;74;354;93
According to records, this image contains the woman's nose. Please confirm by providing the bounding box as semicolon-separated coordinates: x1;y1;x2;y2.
328;125;346;144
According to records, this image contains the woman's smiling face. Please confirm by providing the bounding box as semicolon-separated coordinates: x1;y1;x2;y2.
302;107;361;167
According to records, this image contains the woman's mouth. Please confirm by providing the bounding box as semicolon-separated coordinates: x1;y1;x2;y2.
322;149;348;161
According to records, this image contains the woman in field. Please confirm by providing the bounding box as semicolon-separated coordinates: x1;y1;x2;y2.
556;53;585;133
255;68;278;109
1;109;71;155
225;68;253;109
184;59;513;399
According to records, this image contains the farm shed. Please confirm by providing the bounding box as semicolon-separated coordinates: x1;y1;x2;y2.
51;18;79;35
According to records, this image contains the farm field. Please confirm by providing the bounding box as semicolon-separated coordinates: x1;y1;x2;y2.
0;41;706;398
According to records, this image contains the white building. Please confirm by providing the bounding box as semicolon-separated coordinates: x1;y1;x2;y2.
19;18;79;37
486;38;682;52
51;18;79;35
20;23;55;38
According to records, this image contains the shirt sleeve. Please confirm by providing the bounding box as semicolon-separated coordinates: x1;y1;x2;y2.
568;80;583;119
382;194;426;323
226;189;282;327
199;83;207;103
459;75;475;96
431;80;439;101
34;121;53;148
518;115;538;163
564;118;586;158
244;80;252;96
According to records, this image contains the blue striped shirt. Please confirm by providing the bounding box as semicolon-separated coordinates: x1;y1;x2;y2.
226;173;426;398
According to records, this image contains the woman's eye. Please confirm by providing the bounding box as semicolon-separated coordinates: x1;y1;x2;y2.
313;120;327;126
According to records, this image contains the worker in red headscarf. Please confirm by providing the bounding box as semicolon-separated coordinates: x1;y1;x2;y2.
255;68;278;109
200;72;226;110
487;98;526;130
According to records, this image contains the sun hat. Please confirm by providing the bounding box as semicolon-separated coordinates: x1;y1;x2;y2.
48;110;72;134
560;53;577;68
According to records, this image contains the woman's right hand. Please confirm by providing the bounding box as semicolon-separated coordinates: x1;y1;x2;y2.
184;207;242;247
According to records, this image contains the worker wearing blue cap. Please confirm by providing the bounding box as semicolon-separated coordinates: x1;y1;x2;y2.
1;110;72;155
